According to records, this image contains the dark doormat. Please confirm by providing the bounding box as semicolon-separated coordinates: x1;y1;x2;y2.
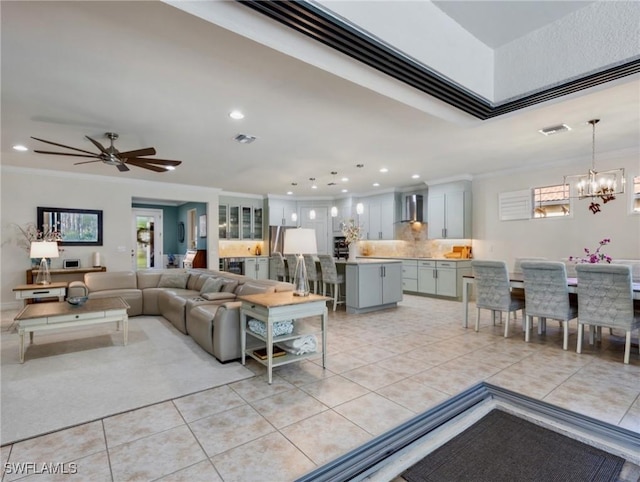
403;409;625;482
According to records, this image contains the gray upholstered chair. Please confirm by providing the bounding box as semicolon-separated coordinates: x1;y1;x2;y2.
521;261;577;350
303;254;322;294
471;260;525;337
576;264;640;364
513;257;547;274
271;252;286;282
284;254;298;284
318;254;345;311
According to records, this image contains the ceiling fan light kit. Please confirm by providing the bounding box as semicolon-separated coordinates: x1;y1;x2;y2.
31;132;182;173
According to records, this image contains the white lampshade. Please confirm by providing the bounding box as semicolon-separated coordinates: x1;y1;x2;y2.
283;228;317;296
30;241;59;259
30;241;59;285
283;228;317;255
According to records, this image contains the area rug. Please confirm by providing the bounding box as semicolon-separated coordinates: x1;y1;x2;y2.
1;316;254;445
402;409;625;482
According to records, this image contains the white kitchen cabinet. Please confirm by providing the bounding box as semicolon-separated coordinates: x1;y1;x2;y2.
359;193;395;240
244;257;269;280
427;181;471;239
418;260;471;299
269;199;298;226
345;261;403;314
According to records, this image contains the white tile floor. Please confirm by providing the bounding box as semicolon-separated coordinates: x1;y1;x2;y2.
2;294;638;481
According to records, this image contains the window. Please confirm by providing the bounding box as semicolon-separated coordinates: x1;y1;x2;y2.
532;184;570;218
634;176;640;213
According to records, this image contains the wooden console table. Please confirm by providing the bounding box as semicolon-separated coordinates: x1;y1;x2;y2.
26;266;106;284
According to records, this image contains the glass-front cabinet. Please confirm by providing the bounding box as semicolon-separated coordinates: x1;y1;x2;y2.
219;196;264;240
218;204;229;239
229;206;240;239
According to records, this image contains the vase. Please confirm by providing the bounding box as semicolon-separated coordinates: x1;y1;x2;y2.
348;242;358;262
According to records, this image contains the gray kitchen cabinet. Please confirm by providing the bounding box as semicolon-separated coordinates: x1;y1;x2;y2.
269;199;297;226
402;259;418;292
418;259;471;299
359;193;395;240
244;257;269;280
346;261;403;314
427;181;471;239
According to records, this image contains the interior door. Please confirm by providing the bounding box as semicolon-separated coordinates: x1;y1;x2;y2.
132;208;163;270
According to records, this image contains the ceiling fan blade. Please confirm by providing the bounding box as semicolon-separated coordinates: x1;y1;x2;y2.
119;147;156;158
126;159;172;173
116;163;130;172
85;136;109;154
126;158;182;166
31;136;97;156
73;160;102;165
34;150;100;159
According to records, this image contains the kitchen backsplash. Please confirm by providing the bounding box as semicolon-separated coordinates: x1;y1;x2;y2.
219;240;265;257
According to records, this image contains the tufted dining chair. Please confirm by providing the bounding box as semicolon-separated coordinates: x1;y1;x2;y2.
303;254;322;294
271;252;287;282
471;260;525;337
521;261;577;350
576;264;640;364
284;254;298;284
318;254;345;311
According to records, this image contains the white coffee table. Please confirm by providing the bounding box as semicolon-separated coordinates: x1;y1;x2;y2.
14;297;129;363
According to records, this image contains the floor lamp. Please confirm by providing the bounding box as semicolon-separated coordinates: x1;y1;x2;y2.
283;228;317;296
30;241;59;285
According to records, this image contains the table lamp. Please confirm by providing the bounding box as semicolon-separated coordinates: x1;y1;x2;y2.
283;228;317;296
30;241;59;285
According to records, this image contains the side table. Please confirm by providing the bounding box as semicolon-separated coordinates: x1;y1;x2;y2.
13;282;68;306
240;292;329;384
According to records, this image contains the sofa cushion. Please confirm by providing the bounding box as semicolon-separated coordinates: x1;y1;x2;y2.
200;277;224;294
236;282;276;296
85;271;137;292
137;271;164;289
187;273;203;290
201;292;236;302
158;272;189;289
221;279;239;293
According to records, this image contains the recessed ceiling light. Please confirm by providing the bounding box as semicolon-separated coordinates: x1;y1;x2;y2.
311;185;318;189
13;145;28;151
341;189;348;193
412;174;420;179
229;110;244;120
341;177;349;182
286;191;293;195
373;182;380;187
380;168;388;173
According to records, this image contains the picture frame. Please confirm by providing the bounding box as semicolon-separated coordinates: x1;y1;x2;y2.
199;214;207;238
37;207;103;246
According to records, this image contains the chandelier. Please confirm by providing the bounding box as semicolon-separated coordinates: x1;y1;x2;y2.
563;119;625;214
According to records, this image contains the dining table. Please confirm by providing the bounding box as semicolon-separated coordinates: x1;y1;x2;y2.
461;273;640;329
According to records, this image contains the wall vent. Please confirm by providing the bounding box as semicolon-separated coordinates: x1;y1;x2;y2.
234;134;257;144
538;124;571;136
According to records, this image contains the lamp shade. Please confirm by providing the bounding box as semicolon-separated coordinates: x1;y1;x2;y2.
30;241;59;259
283;228;317;254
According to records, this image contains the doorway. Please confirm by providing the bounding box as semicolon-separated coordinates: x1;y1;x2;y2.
187;208;197;249
132;208;163;270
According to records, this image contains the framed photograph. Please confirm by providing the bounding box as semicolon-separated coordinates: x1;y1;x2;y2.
199;214;207;237
37;207;103;246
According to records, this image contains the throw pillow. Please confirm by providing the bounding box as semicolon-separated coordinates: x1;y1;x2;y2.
220;279;239;293
200;277;224;294
158;272;189;289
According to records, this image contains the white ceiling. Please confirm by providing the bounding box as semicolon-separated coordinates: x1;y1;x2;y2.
1;1;638;200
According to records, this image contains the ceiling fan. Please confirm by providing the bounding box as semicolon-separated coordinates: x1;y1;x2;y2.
31;132;182;173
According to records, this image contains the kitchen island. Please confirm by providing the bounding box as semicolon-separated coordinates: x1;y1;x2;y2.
345;259;403;314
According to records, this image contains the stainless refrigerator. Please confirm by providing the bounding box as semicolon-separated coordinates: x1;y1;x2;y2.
269;225;296;254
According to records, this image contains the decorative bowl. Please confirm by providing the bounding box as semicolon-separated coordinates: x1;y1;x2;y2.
67;296;88;306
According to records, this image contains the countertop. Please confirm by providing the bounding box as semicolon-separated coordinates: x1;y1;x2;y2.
357;256;472;262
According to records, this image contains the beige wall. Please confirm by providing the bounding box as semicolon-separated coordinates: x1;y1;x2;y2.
471;150;640;269
1;167;219;310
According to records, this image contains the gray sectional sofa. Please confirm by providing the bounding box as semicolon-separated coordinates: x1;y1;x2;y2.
68;269;294;362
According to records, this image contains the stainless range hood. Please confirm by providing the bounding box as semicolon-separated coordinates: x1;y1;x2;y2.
402;194;424;223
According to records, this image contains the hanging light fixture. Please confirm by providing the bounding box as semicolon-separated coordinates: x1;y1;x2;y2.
309;209;316;220
330;206;338;217
563;119;625;214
